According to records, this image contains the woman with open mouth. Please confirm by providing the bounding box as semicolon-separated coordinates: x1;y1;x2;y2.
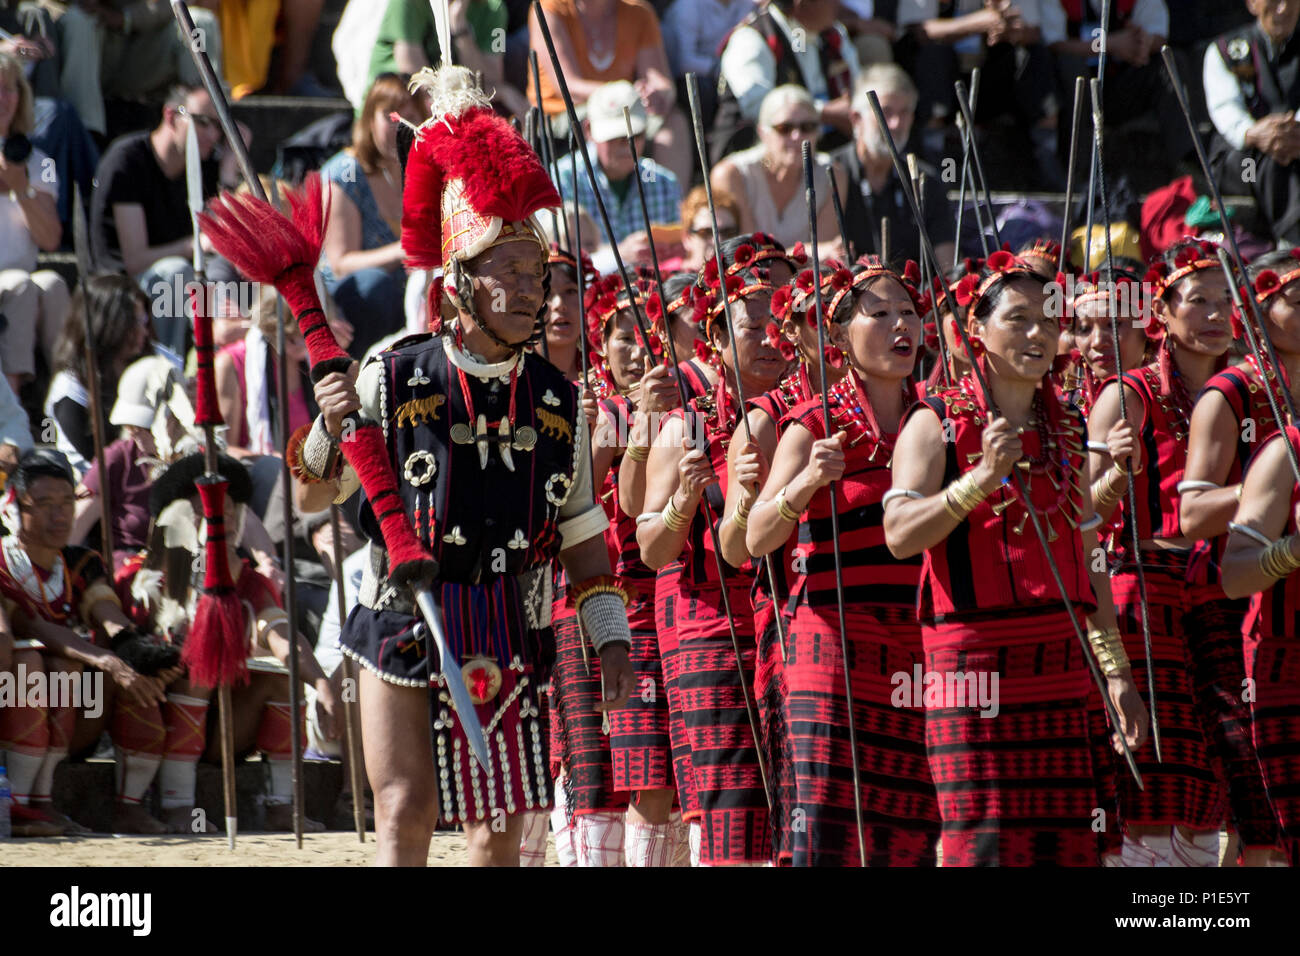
1179;247;1300;867
1087;238;1235;866
637;256;785;865
885;251;1148;866
744;258;940;866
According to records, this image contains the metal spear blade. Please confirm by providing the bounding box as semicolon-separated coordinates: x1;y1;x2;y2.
413;587;491;771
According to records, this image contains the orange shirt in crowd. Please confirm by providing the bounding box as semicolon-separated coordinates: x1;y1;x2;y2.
533;0;664;115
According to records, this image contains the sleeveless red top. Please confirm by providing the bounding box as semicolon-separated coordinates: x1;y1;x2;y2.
785;369;922;611
914;377;1095;621
1245;426;1300;640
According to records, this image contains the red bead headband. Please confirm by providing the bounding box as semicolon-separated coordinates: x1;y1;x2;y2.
954;250;1040;316
1252;252;1300;303
705;276;776;324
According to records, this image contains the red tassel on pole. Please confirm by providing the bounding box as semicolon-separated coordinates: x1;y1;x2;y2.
182;474;248;689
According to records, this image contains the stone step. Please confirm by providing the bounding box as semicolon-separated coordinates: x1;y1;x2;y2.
49;757;357;833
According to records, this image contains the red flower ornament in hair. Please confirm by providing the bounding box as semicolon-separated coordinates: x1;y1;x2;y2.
733;244;756;269
902;260;921;283
789;241;809;265
703;256;720;287
645;292;664;324
795;269;816;294
829;267;853;292
771;285;793;321
953;273;980;307
986;249;1018;272
1254;270;1282;299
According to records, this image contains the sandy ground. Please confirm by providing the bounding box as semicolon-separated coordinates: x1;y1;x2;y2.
0;831;558;867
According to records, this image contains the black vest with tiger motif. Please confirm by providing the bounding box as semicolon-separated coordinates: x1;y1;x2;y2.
363;333;583;585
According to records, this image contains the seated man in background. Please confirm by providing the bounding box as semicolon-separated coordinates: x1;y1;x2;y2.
88;84;244;357
1205;0;1300;244
554;81;681;273
713;0;861;160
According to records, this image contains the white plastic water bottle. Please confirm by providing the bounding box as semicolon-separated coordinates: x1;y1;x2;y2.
0;765;11;839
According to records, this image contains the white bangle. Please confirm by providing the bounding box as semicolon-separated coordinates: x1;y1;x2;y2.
881;488;924;510
1086;441;1110;454
1176;480;1220;494
1228;522;1275;548
1079;513;1103;532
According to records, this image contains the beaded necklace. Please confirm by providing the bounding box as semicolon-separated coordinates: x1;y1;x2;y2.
829;368;909;463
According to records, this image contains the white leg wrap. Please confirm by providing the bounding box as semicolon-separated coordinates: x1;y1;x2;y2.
574;811;625;867
264;758;293;806
689;819;703;868
550;777;577;867
32;747;66;801
158;758;199;810
115;747;162;805
3;749;44;804
624;819;673;867
518;810;550;867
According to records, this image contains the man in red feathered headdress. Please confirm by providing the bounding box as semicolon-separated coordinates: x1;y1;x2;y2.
296;65;634;867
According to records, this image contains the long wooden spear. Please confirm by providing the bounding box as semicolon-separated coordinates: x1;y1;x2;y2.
532;1;773;808
1089;78;1162;761
802;139;868;866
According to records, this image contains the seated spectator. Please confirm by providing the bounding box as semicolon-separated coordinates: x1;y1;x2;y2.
662;0;757;130
44;274;151;477
220;0;327;97
1043;2;1185;164
48;0;223;139
0;373;31;475
711;85;847;255
89;84;244;356
834;65;955;267
0;448;183;834
0;1;58;98
214;283;351;457
675;184;742;273
0;53;68;395
116;452;340;832
838;0;897;67
1205;0;1300;244
554;81;682;269
530;0;693;185
713;0;861;161
896;0;1066;188
320;73;423;356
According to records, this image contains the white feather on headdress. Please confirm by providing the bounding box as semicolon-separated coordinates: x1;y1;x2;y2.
430;0;453;68
409;64;491;132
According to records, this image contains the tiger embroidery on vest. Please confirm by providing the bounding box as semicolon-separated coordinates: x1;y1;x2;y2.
536;407;573;443
394;393;447;429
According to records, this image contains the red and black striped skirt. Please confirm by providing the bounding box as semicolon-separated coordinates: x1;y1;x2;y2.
755;607;796;865
922;608;1114;866
1244;627;1300;864
783;602;939;866
607;593;674;792
1184;586;1279;851
662;585;771;864
549;609;628;819
656;565;700;818
1111;551;1229;831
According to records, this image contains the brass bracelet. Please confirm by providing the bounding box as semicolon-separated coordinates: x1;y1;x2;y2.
625;444;650;462
662;498;691;533
1092;471;1124;509
1087;626;1131;677
1259;535;1300;579
943;472;988;520
731;497;752;530
775;487;802;523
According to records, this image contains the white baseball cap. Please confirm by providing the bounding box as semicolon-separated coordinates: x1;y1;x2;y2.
586;81;647;144
110;355;182;429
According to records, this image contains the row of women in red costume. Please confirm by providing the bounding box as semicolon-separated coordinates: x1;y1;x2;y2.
536;229;1300;867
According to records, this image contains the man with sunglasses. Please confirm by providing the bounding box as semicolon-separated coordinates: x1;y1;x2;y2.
834;65;954;269
88;84;247;356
